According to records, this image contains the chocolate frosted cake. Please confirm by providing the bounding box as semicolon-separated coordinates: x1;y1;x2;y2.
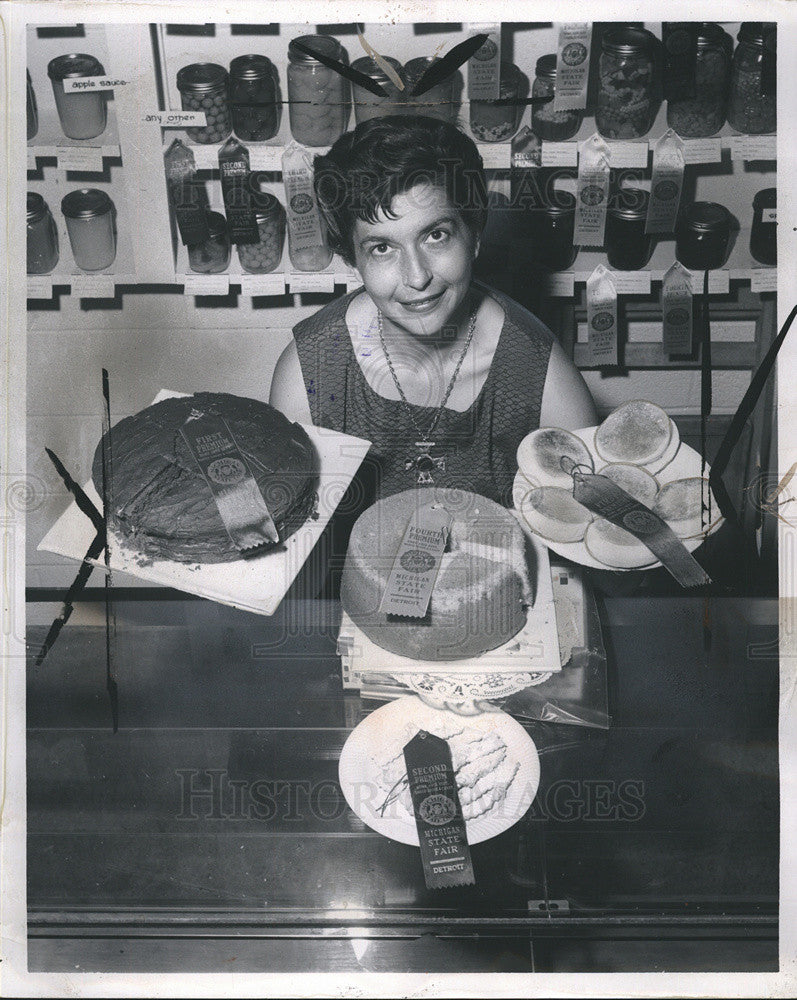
92;392;319;563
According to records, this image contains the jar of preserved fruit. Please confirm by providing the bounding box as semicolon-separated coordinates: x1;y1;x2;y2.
596;27;658;139
676;201;731;270
531;190;577;271
470;61;524;143
727;22;776;135
27;70;38;141
47;53;107;140
605;188;652;270
287;35;350;147
403;56;455;122
187;211;231;273
666;23;730;138
27;193;59;274
236;193;286;273
750;187;776;265
351;56;405;123
229;54;280;142
176;63;232;144
61;188;116;271
531;54;583;141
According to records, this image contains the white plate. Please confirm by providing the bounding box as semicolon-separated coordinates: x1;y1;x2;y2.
338;696;541;847
38;390;372;616
513;423;722;572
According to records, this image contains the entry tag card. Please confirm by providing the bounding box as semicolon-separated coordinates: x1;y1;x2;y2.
662;261;694;355
646;130;685;234
467;24;501;100
586;264;618;365
403;731;475;889
218;137;258;245
553;23;592;111
378;503;452;618
282;141;327;253
574;133;611;247
179;412;279;554
164;137;210;247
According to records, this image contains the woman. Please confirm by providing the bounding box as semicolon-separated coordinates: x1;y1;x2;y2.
271;115;596;509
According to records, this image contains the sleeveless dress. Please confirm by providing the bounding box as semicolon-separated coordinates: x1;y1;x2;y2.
293;279;554;509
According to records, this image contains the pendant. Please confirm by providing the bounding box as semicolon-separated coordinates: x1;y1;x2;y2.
405;440;445;485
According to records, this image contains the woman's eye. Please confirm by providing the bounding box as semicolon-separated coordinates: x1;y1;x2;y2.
370;243;391;257
427;228;450;244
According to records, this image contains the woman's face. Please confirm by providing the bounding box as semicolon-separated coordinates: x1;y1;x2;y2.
351;182;478;339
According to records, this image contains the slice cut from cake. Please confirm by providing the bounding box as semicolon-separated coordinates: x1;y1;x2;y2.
340;488;533;661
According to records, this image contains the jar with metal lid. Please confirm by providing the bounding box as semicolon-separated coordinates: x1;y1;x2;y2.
675;201;732;270
666;23;731;138
27;70;38;141
61;188;116;271
531;54;583;141
47;53;107;140
531;190;577;271
236;193;286;273
750;188;776;265
287;35;350;147
351;56;405;123
403;56;455;122
229;54;280;142
727;22;776;135
27;193;59;274
176;63;232;145
596;27;658;139
605;188;652;270
470;61;524;143
187;211;231;273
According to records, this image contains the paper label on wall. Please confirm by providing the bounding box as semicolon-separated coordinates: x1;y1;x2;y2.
645;130;684;234
62;76;127;92
27;148;37;171
183;273;230;296
238;272;286;296
662;261;694;355
143;110;207;128
553;23;591;111
607;141;650;169
467;25;501;100
612;271;651;294
730;135;776;161
282;142;327;253
574;134;610;247
27;276;52;299
586;264;618;365
379;503;452;618
57;146;104;172
681;137;722;164
218;137;258;245
541;142;579;167
287;271;335;294
248;146;284;171
544;271;576;297
164;137;210;247
751;269;777;293
72;274;115;297
479;145;510;169
688;269;729;295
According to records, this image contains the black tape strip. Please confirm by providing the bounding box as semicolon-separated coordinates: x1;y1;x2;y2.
408;34;488;97
101;369;119;733
288;38;389;97
700;269;712;481
44;446;103;531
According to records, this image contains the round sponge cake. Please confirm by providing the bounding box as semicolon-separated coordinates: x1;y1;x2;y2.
340;488;532;661
92;392;319;563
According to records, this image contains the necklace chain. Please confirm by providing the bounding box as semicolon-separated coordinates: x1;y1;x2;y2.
376;304;478;443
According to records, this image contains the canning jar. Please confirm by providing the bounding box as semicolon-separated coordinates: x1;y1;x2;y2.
675;201;731;270
403;56;455;122
727;22;776;135
27;193;59;274
47;53;107;140
532;190;577;271
187;211;231;273
27;70;38;141
61;188;116;271
176;63;232;144
666;23;731;138
229;54;280;142
470;61;524;142
531;54;583;141
596;27;658;139
287;35;350;147
750;187;776;265
605;189;652;269
236;193;286;273
351;55;405;123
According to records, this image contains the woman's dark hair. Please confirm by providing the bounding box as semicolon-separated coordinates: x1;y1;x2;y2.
313;115;489;267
